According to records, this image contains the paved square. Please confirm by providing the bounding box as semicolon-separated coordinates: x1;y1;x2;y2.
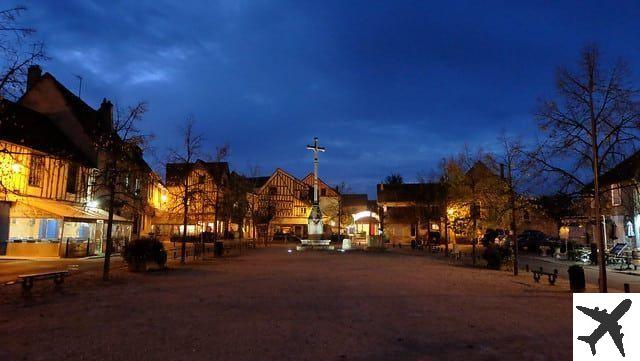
0;248;572;360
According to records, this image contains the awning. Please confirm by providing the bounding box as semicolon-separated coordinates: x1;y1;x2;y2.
9;197;131;223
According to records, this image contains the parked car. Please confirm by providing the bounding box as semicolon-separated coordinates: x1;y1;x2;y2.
517;230;547;251
481;229;506;246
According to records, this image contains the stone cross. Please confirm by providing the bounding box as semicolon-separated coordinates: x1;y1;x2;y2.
306;137;325;204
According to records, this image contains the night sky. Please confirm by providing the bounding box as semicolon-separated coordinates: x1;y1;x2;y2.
20;1;640;195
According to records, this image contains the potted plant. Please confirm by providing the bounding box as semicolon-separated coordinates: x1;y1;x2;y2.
122;237;167;272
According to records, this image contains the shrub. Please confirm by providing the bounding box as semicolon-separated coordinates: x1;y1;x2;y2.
483;243;502;270
122;237;167;272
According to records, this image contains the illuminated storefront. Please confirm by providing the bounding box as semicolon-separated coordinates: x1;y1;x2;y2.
2;197;131;257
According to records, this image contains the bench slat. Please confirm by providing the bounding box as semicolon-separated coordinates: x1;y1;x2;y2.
18;271;69;279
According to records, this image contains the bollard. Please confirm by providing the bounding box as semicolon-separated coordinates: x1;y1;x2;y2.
624;283;630;293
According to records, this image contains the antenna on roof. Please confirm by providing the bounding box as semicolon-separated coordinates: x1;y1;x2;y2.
73;74;83;98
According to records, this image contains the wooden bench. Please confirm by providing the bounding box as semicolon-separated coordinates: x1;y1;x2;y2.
532;268;558;285
18;270;69;293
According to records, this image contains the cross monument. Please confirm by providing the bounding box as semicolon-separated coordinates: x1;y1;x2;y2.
306;137;325;204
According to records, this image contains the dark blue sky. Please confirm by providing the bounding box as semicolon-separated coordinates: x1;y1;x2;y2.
20;1;640;195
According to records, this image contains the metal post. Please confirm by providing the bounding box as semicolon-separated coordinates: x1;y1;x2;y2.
624;283;630;293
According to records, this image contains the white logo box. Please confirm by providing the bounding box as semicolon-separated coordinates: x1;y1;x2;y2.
573;293;640;360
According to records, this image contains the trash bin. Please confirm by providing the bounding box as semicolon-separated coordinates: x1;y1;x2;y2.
214;241;224;257
568;265;586;292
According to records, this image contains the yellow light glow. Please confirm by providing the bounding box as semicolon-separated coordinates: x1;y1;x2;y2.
11;163;21;173
161;194;168;202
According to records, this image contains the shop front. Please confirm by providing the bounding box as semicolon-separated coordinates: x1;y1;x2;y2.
1;197;131;257
346;210;380;246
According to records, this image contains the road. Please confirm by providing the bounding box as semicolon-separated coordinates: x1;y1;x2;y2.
519;254;640;292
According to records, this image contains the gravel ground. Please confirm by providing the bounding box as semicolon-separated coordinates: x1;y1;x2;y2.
0;246;573;361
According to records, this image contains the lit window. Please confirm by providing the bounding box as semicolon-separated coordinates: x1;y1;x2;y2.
627;221;635;237
611;184;622;206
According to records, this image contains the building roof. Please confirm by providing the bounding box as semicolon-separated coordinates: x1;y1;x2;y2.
377;183;445;203
25;72;108;137
0;99;94;167
597;150;640;186
246;176;271;189
342;194;369;207
165;160;229;186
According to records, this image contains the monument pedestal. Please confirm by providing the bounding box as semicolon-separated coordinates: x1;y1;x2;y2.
297;204;333;251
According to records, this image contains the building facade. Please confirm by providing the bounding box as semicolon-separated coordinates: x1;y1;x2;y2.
377;183;446;245
157;160;229;239
0;99;129;257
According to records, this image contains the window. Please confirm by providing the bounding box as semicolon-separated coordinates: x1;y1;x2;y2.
134;178;141;195
28;156;44;187
269;186;277;195
301;207;306;214
320;188;327;197
522;210;530;222
611;184;622;206
66;164;79;193
198;175;206;184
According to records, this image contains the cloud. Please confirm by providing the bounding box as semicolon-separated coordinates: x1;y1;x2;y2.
21;0;640;195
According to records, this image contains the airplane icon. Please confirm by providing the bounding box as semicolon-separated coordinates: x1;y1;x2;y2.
576;299;631;357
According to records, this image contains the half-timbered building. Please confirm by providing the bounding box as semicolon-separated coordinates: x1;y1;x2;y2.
0;99;130;257
248;168;315;240
18;65;166;241
156;160;229;239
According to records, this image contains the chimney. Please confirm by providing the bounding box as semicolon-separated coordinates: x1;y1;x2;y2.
27;65;42;91
99;98;114;130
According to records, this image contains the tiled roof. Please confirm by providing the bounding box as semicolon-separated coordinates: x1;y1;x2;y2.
0;99;94;167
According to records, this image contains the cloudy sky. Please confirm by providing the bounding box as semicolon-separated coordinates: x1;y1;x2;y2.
19;0;640;195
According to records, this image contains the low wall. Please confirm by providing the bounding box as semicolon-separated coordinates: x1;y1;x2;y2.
5;242;60;257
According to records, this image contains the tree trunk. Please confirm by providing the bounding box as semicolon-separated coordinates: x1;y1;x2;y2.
509;168;518;276
589;77;607;292
181;197;188;264
102;183;116;281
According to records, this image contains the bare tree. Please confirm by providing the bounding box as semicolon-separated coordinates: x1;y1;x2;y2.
90;102;149;280
383;173;404;185
0;6;47;99
441;147;508;265
167;117;203;264
323;182;350;240
491;135;539;275
532;45;640;292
